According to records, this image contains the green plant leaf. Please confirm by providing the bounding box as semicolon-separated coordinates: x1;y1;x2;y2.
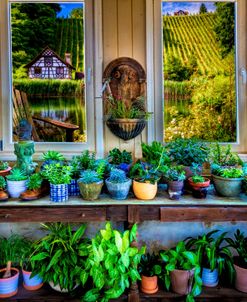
31;252;49;261
130;269;141;281
83;289;100;302
130;224;137;242
80;271;89;286
183;251;197;266
121;252;130;268
46;249;63;271
122;230;130;253
72;224;86;244
114;230;123;254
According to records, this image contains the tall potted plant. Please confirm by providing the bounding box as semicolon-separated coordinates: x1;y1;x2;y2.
31;223;88;292
165;165;186;200
226;229;247;292
105;168;132;200
138;253;161;294
185;230;234;287
6;168;28;198
0;176;8;201
160;241;202;302
41;163;72;202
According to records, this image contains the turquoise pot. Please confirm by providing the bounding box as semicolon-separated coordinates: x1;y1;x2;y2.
0;268;19;298
212;174;243;197
202;268;218;287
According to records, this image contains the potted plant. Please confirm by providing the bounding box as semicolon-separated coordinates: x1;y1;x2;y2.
41;150;65;170
105;168;132;200
185;230;234;287
19;239;43;291
68;156;82;196
41;163;72;202
226;229;247;292
77;170;104;200
211;166;243;197
0;161;11;177
0;234;30;298
160;241;202;302
0;176;8;201
82;222;145;302
20;172;44;201
108;148;132;172
105;95;151;140
138;253;161;294
188;164;210;199
31;223;88;292
6;168;28;198
129;161;160;200
165;165;186;200
141;141;171;167
166;138;209;178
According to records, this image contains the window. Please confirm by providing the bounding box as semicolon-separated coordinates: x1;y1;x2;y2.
147;0;247;152
0;0;103;158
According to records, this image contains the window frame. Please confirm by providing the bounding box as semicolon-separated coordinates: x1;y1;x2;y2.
0;0;104;160
146;0;247;155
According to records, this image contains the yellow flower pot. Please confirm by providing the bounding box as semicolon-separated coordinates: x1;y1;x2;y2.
133;180;157;200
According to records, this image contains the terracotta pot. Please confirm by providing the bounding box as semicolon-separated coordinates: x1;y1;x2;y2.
0;167;12;177
188;177;210;199
133;180;157;200
170;269;194;295
234;263;247;292
0;268;19;298
141;275;158;294
0;190;8;201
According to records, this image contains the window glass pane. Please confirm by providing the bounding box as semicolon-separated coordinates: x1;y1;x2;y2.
11;2;86;143
162;1;236;143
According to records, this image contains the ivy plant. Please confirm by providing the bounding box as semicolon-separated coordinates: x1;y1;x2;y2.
82;222;145;302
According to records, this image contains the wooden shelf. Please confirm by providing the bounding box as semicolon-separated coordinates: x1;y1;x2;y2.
6;284;247;301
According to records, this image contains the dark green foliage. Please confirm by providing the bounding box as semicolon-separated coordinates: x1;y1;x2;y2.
165;165;186;182
41;151;65;170
41;163;72;185
27;173;43;190
166;138;208;166
129;161;160;184
82;222;145;302
108;148;132;165
0;176;6;190
199;4;207;14
226;229;247;268
185;230;234;282
0;161;9;171
141;141;170;167
31;223;89;291
160;241;202;302
209;143;242;167
138;253;161;277
72;150;96;171
108;169;128;184
6;168;28;181
214;3;235;57
191;175;205;184
212;167;243;178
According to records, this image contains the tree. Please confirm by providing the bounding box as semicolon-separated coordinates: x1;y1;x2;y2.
214;3;235;58
69;8;83;19
199;4;208;14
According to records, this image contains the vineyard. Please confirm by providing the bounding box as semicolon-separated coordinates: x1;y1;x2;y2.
55;18;84;72
163;13;227;75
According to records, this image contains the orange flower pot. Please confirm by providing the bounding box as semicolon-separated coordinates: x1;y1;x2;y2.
141;275;158;294
133;180;157;200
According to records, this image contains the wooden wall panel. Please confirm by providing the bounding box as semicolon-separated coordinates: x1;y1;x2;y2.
102;0;147;156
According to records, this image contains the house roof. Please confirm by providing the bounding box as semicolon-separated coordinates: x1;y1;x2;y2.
24;46;76;70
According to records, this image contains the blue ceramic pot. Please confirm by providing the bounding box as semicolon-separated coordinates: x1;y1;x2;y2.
0;268;19;298
202;268;219;287
22;269;43;291
68;179;80;196
50;184;69;202
105;178;132;200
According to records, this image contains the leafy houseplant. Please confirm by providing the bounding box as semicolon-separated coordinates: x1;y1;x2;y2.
6;168;28;198
108;148;132;172
78;168;104;200
20;173;44;201
160;241;202;302
138;253;161;294
188;164;210;199
105;168;132;200
226;229;247;292
165;165;186;200
0;234;30;298
0;161;11;177
141;141;171;167
0;176;8;201
185;230;234;287
209;143;243;167
41;163;72;202
211;167;243;197
82;222;145;302
129;161;161;200
41;151;65;169
31;223;89;292
105;95;151;140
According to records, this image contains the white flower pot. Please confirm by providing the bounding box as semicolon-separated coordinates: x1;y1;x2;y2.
7;180;27;198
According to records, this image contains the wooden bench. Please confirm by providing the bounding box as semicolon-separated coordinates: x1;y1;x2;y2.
12;88;79;142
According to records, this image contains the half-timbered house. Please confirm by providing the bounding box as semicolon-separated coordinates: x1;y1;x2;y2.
25;46;75;79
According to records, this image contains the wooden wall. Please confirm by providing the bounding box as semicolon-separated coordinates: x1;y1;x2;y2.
102;0;146;158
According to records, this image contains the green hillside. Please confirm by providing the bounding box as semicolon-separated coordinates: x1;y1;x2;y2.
55;18;84;72
163;13;226;75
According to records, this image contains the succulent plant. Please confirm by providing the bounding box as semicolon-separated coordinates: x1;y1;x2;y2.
0;176;6;190
6;168;28;181
0;161;9;171
78;170;102;184
27;173;43;190
41;151;65;169
108;168;128;183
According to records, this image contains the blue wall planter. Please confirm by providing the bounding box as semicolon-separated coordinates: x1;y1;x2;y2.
50;184;69;202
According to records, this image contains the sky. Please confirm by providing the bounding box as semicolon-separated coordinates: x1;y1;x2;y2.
162;2;216;15
57;3;83;18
